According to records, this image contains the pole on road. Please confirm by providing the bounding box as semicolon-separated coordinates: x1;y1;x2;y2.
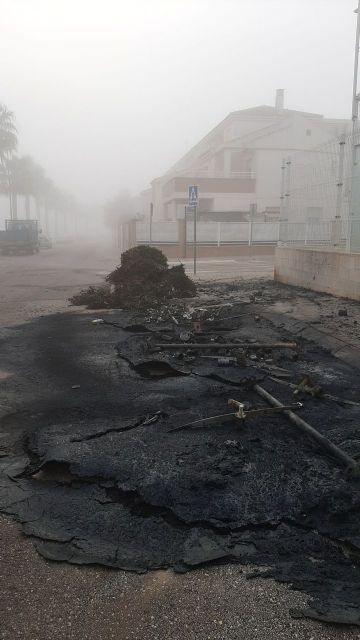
193;204;197;275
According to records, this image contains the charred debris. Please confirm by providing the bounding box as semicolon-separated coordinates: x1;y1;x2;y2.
2;255;360;626
70;246;196;310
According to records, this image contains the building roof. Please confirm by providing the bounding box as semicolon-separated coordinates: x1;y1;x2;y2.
228;105;324;119
152;101;349;184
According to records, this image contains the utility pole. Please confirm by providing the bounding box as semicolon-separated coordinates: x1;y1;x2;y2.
352;1;360;135
193;203;197;275
149;202;153;246
349;0;360;250
188;185;199;275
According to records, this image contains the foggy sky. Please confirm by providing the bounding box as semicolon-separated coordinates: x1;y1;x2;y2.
1;0;357;204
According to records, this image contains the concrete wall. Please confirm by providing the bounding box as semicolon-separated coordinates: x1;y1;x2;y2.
138;243;275;260
275;247;360;300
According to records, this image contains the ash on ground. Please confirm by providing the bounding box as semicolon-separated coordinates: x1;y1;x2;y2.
1;279;360;626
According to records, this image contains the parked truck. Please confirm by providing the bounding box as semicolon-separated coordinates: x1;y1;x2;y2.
0;220;40;255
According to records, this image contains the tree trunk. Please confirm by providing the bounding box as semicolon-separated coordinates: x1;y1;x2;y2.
54;211;58;239
25;195;31;220
35;198;41;229
12;192;18;220
8;192;13;219
44;204;49;236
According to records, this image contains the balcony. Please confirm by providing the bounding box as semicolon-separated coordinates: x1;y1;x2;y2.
162;174;256;199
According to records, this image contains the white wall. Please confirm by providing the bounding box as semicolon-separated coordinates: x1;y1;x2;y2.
212;194;254;211
254;149;284;211
150;112;350;222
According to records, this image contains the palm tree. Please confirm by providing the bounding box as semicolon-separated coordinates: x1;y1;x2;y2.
6;155;49;221
6;155;37;219
104;191;134;227
50;187;74;238
0;104;17;158
40;177;55;235
0;104;18;217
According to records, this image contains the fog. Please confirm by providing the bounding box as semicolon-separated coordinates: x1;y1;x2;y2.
1;0;357;206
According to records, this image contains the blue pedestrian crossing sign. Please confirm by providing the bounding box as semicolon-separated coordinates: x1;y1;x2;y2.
188;185;198;206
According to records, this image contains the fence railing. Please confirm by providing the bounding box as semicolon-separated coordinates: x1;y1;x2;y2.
136;220;279;246
134;218;360;252
279;219;348;248
278;218;360;252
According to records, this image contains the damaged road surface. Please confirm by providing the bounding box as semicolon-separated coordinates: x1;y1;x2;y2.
1;284;360;627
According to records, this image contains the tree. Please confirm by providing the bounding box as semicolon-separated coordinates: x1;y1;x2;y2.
6;155;43;219
0;104;17;160
0;104;17;216
37;180;74;237
104;190;134;230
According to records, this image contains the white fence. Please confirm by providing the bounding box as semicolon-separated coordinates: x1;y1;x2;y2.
282;131;355;223
136;220;279;246
279;219;348;248
135;218;360;252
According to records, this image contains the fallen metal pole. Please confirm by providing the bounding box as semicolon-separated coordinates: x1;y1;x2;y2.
154;342;297;350
269;375;360;407
254;384;358;472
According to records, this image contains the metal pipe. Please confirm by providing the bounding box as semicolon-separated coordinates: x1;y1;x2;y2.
255;384;358;472
154;342;297;350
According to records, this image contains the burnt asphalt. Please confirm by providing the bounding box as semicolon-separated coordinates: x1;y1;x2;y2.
1;246;360;639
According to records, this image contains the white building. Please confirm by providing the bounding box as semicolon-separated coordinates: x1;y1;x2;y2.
147;91;349;222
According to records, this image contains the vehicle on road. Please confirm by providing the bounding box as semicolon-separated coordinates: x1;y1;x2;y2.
0;219;40;255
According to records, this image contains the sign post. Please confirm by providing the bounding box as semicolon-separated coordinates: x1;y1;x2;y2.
188;185;198;275
149;202;153;246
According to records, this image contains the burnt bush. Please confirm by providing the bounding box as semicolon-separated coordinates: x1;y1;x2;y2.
70;246;196;310
69;285;112;309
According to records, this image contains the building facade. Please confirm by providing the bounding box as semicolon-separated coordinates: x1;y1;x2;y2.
146;91;349;223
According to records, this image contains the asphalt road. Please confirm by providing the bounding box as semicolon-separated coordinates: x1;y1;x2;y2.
0;245;274;326
0;243;357;640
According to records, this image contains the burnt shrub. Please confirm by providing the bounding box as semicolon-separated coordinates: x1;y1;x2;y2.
70;285;112;309
70;246;196;310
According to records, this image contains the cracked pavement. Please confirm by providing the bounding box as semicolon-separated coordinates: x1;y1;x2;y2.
1;246;360;639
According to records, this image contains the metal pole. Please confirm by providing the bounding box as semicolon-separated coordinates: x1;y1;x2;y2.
332;133;346;246
352;1;360;130
255;384;358;472
193;204;197;275
284;156;291;221
336;134;346;218
279;158;286;220
149;202;153;246
349;0;360;250
154;342;297;350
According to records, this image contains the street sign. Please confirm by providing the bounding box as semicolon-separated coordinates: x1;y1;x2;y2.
185;205;196;215
188;185;198;207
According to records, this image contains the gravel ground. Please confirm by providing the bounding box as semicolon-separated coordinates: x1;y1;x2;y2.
1;515;358;640
1;244;359;640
